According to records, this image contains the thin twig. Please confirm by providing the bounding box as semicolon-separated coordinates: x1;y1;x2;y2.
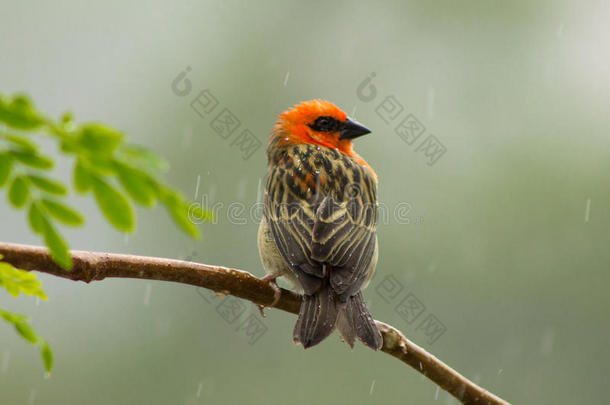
0;242;510;405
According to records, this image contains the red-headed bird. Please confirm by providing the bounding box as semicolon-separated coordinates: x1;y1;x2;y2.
258;100;382;350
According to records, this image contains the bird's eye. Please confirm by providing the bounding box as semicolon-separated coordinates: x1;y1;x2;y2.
310;116;338;132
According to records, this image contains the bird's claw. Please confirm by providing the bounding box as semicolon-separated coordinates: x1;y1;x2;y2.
258;275;281;317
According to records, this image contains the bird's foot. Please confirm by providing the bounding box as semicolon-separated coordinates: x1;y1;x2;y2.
258;274;281;317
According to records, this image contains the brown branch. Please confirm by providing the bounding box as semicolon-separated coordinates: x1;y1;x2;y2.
0;241;510;405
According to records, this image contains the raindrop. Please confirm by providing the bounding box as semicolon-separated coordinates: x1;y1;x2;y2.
584;198;591;223
369;380;376;395
208;184;217;204
194;174;201;200
283;72;290;87
236;178;248;200
28;389;36;405
435;386;439;400
256;178;263;204
556;23;565;38
196;382;203;398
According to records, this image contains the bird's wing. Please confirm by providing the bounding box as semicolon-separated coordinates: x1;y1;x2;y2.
310;189;377;299
264;164;322;294
264;148;378;299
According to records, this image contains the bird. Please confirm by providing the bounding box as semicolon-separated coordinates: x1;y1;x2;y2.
258;100;383;350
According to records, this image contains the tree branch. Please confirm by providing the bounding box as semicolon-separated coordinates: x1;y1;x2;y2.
0;242;510;405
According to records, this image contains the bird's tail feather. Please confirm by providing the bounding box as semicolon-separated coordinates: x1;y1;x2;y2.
294;285;382;350
336;292;382;350
293;282;338;348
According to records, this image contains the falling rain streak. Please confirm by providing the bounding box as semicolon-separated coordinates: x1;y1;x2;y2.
584;198;591;223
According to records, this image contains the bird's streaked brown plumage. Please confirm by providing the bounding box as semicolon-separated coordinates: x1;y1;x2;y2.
258;100;382;349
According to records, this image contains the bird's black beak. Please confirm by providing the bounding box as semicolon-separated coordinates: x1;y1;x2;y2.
339;118;371;140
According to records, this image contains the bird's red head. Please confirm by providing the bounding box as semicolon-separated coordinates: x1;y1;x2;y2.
275;100;371;156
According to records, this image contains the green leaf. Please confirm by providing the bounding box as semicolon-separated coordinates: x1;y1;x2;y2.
61;112;73;125
3;134;38;152
8;176;29;207
28;200;74;268
73;160;93;193
120;144;169;172
0;308;52;374
115;161;157;207
0;95;44;129
86;154;116;174
92;177;134;232
40;340;53;374
0;261;47;299
0;153;13;186
40;218;72;269
159;188;201;239
169;205;200;238
0;310;24;323
40;199;84;226
15;320;38;343
11;150;54;169
59;137;81;153
78;124;123;154
27;175;67;195
0;310;37;343
1;310;17;322
27;201;45;234
188;203;214;223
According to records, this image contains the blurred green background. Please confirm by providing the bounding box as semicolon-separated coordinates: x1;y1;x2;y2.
1;1;609;404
